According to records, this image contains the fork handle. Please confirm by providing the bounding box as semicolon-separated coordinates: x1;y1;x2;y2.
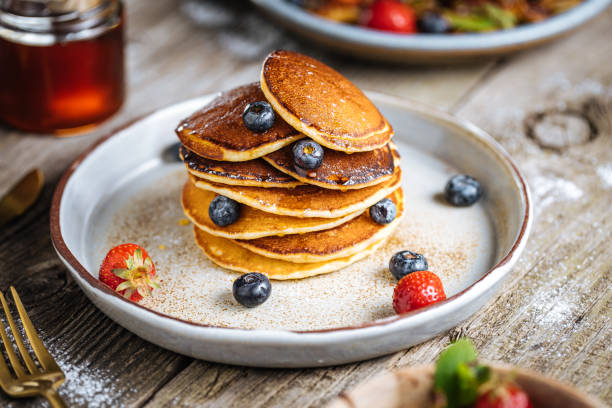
42;387;67;408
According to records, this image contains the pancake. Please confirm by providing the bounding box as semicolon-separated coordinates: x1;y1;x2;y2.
261;50;393;153
182;179;363;239
190;166;402;218
263;142;397;190
194;227;386;280
180;145;303;188
234;188;404;263
176;82;303;161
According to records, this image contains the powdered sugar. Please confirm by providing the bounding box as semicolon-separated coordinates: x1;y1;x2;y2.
596;164;612;187
530;175;584;211
46;343;117;408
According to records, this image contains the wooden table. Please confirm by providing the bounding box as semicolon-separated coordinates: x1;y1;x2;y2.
0;1;610;406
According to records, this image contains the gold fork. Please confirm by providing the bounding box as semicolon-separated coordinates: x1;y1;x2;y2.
0;287;66;407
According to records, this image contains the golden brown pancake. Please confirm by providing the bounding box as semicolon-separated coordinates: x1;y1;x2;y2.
234;188;404;263
263;142;396;190
193;227;386;280
176;82;303;161
261;50;393;153
182;180;363;239
190;166;402;218
180;145;302;188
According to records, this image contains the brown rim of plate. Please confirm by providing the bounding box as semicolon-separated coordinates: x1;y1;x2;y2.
49;94;531;334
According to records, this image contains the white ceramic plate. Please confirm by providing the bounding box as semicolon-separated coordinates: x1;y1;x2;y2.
251;0;611;62
50;92;531;367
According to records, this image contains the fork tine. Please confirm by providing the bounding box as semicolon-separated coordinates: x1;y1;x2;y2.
10;287;61;373
0;291;27;378
1;290;39;375
0;348;16;391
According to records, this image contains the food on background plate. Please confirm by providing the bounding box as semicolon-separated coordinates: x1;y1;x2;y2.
99;243;159;302
435;339;532;408
327;339;535;407
289;0;584;34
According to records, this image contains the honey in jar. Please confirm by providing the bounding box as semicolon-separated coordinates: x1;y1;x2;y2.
0;0;125;134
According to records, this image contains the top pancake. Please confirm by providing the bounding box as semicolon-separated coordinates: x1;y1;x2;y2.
176;82;303;161
261;50;393;153
263;142;396;190
180;145;302;188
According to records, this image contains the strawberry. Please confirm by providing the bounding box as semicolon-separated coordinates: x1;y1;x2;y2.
475;382;533;408
99;243;159;302
362;0;417;33
392;270;446;314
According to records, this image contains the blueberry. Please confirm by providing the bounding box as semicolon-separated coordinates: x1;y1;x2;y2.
232;273;271;307
369;198;397;225
242;101;275;133
209;195;241;226
292;139;324;170
444;174;483;206
418;12;450;33
389;251;428;280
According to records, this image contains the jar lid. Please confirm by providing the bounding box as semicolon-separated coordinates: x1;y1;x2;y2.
0;0;121;45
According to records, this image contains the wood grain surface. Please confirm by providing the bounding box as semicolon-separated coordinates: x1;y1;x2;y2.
0;1;610;407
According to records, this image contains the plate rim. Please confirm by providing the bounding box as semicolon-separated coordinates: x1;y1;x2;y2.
251;0;611;54
49;92;531;336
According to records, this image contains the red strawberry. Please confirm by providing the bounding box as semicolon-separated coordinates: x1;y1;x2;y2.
475;383;533;408
392;270;446;314
99;244;159;302
362;0;417;33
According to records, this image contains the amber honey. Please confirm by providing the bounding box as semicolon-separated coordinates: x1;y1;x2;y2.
0;1;125;134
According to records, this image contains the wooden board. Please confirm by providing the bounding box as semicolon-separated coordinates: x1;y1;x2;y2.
0;1;609;406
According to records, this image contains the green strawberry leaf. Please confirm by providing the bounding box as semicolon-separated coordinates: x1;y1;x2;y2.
474;364;491;384
456;362;479;406
434;338;478;408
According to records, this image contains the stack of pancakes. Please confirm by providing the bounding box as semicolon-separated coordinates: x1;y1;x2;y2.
176;50;404;280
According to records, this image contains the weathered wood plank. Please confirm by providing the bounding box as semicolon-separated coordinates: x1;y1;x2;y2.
139;6;612;408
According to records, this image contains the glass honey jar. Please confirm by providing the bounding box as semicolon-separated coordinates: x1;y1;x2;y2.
0;0;125;134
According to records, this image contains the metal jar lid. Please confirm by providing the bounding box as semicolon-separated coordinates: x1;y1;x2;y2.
0;0;121;45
